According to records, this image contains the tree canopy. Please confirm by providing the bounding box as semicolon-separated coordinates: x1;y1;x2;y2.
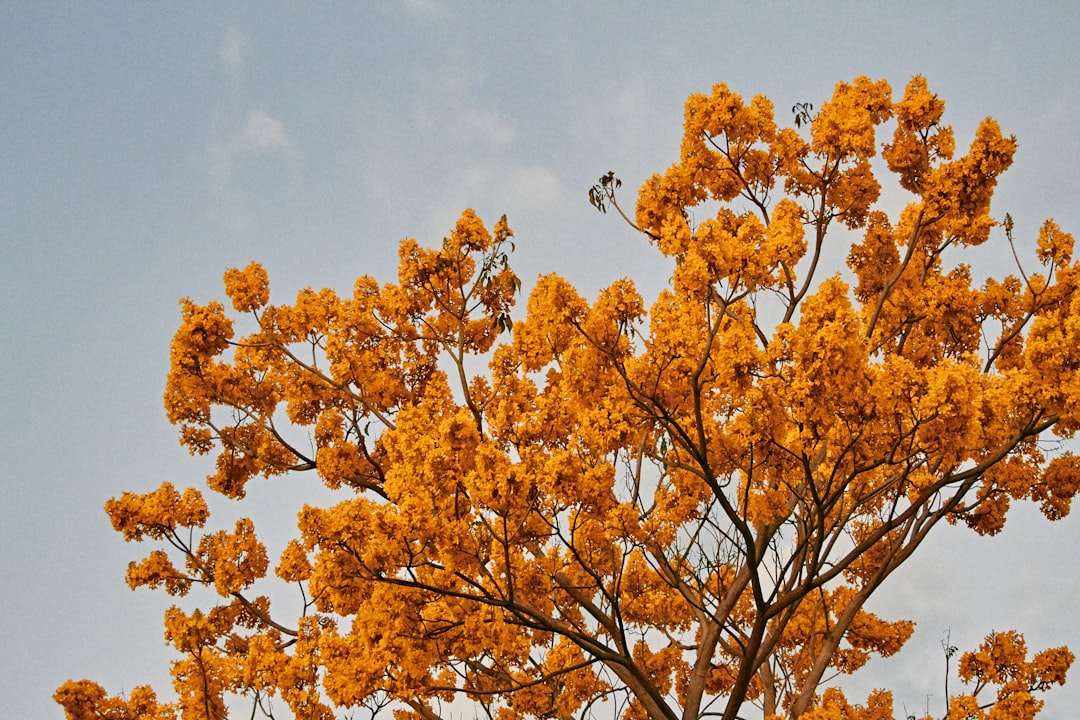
57;76;1080;720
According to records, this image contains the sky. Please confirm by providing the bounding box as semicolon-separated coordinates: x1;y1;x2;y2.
2;2;1079;718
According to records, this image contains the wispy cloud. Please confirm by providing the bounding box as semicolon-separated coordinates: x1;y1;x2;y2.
238;109;290;152
207;30;292;182
204;109;293;191
220;28;249;78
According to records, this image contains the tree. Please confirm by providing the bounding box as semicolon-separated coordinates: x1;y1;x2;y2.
57;76;1080;720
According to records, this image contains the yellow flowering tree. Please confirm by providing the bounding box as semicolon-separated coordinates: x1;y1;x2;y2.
57;76;1079;720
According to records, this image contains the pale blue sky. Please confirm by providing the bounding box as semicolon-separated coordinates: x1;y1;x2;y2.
3;3;1079;718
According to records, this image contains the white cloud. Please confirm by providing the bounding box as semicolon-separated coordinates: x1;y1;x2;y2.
203;109;293;190
239;109;290;152
220;28;249;77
